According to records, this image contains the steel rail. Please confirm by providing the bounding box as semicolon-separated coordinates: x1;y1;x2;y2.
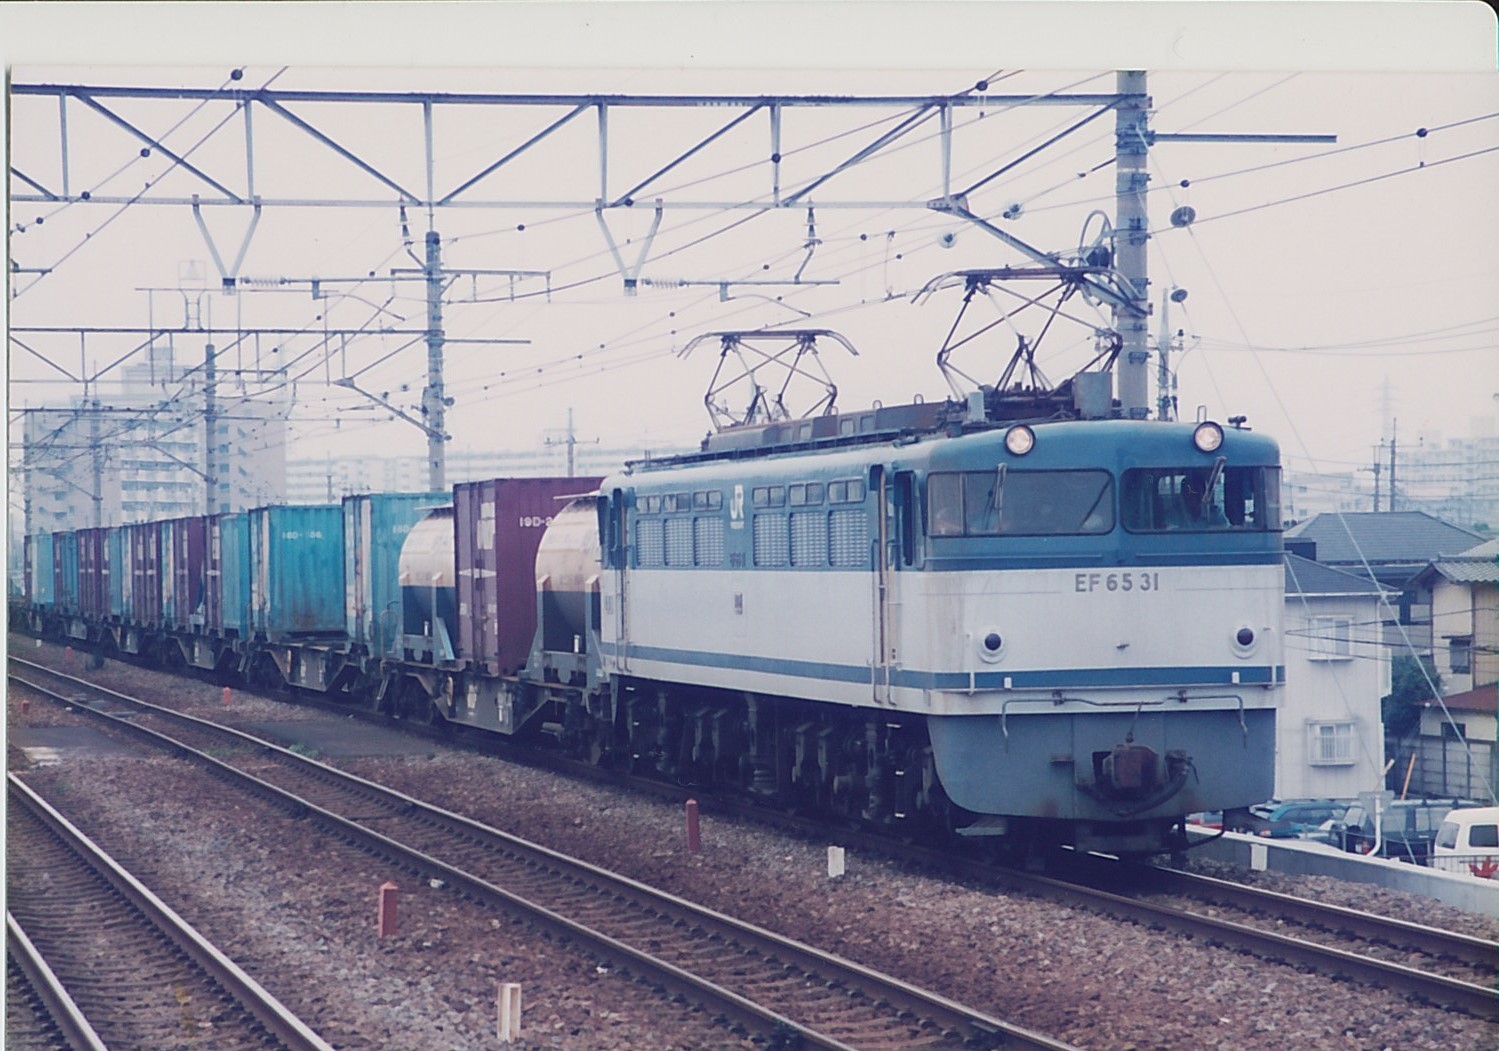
5;912;111;1051
19;650;1497;1022
7;773;338;1051
1139;863;1499;971
16;652;1497;1022
10;661;1080;1051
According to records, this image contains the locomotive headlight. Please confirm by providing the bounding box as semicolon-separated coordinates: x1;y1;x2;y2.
1192;421;1224;453
1232;625;1259;657
1004;425;1036;456
977;629;1006;663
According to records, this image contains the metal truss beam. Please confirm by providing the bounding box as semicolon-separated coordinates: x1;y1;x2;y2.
11;82;1138;211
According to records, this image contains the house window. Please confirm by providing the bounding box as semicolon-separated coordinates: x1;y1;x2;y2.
1450;636;1473;676
1308;616;1352;660
1307;721;1355;765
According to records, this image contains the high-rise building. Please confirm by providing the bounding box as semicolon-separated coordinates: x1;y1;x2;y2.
18;338;288;532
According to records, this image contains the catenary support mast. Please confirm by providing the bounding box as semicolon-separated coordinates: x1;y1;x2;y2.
423;230;447;492
1114;71;1152;419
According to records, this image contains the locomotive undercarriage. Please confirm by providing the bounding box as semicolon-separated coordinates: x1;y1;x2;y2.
589;680;961;838
11;613;1191;857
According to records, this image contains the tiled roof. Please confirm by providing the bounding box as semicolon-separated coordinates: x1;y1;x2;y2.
1420;537;1499;585
1429;560;1499;585
1435;684;1497;715
1284;511;1484;565
1456;537;1499;559
1284;553;1387;597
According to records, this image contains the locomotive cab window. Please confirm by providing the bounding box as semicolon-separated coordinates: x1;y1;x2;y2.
1121;465;1281;532
926;470;1114;536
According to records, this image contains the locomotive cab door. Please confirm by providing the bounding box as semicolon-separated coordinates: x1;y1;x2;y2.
872;465;900;703
602;488;630;670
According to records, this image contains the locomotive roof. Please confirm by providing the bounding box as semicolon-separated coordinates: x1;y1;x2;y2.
617;418;1279;487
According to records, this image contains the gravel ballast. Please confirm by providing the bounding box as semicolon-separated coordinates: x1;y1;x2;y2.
8;637;1498;1050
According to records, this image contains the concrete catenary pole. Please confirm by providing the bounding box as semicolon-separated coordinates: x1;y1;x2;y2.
1114;70;1151;420
423;230;447;492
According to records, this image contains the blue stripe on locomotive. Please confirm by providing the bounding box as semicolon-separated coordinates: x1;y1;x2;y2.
599;639;1282;689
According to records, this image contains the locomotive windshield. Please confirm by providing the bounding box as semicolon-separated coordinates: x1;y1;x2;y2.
1120;465;1281;532
927;470;1114;536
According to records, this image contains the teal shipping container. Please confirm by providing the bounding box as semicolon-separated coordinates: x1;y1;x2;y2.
210;513;252;637
107;527;126;618
343;491;450;658
249;504;344;640
54;531;79;614
29;533;55;608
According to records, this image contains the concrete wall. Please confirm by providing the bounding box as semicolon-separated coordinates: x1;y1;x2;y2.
1188;829;1499;917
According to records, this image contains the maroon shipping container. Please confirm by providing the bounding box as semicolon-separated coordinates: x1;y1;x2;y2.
454;477;601;676
77;527;111;619
165;515;209;630
126;521;163;627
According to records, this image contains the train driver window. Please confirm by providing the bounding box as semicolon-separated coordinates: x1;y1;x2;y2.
927;473;963;536
1121;466;1281;531
925;471;1113;536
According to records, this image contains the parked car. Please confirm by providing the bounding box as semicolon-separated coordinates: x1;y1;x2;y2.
1225;798;1349;838
1330;798;1472;865
1432;806;1499;879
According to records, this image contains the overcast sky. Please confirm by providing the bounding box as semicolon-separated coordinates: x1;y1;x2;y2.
6;3;1497;493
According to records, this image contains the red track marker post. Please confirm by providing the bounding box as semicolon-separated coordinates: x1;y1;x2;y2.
64;646;73;667
377;881;399;937
685;798;701;854
222;686;232;707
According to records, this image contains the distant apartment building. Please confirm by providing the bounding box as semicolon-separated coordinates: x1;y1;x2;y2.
18;340;288;533
285;437;692;503
1285;419;1499;532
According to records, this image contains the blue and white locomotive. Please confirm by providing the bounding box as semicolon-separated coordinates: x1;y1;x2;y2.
17;389;1284;859
580;400;1283;856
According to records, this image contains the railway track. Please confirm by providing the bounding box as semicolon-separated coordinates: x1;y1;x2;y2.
9;659;1078;1051
6;771;335;1051
15;654;1499;1025
6;912;109;1051
684;797;1499;1021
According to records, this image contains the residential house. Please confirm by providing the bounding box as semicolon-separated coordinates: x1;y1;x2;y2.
1284;511;1485;654
1280;555;1390;799
1405;539;1499;801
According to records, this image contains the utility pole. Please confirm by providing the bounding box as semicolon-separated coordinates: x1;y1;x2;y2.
1155;288;1183;422
1366;449;1383;512
423;229;447;492
1388;419;1398;512
544;408;599;478
89;400;103;527
203;340;218;515
1114;70;1152;420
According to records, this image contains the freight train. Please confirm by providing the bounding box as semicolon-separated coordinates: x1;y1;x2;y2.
14;394;1285;858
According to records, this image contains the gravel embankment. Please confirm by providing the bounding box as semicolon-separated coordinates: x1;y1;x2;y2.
9;637;1498;1050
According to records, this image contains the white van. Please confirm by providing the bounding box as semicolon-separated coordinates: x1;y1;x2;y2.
1432;806;1499;878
